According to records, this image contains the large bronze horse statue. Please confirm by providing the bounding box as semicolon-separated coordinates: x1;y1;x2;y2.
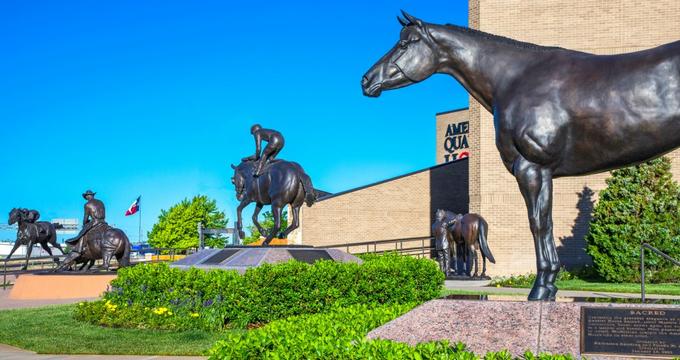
231;159;315;245
7;208;64;270
56;225;131;271
434;209;495;278
362;11;680;300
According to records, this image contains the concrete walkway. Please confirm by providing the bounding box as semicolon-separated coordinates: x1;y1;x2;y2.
0;289;96;310
444;279;680;300
0;345;206;360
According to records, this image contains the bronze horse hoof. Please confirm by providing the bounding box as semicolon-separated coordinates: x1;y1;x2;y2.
528;285;552;301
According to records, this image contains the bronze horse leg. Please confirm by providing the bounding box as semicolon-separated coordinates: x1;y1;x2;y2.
251;203;266;236
235;199;251;239
514;157;558;300
6;240;22;260
263;205;283;245
23;240;35;270
280;205;301;239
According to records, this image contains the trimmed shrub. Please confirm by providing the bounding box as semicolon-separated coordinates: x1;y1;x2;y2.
75;253;444;330
208;303;573;360
585;157;680;283
490;268;577;288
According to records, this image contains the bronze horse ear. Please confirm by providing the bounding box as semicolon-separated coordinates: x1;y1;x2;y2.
400;10;423;27
397;16;408;27
231;164;236;169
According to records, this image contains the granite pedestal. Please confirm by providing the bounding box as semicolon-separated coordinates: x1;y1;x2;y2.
367;299;680;359
170;246;362;273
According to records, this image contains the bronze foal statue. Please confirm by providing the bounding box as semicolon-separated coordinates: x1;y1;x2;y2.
362;11;680;300
434;209;495;278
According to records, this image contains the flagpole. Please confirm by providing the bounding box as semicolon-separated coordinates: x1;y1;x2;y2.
138;196;142;244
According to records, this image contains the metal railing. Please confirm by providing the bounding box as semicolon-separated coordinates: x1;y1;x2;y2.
640;242;680;303
318;236;434;258
1;247;197;289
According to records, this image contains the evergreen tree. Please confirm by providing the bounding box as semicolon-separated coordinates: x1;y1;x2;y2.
148;195;228;249
586;157;680;282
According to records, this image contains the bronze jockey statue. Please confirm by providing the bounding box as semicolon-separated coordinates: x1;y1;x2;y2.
65;190;106;254
241;124;285;176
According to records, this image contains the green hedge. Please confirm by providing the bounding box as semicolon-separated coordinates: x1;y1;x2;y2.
208;303;574;360
75;253;444;330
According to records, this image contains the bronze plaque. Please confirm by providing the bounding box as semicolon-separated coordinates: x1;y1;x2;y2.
581;307;680;358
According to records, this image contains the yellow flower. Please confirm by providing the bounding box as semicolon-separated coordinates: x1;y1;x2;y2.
190;312;200;318
104;301;118;312
153;307;169;315
496;284;501;288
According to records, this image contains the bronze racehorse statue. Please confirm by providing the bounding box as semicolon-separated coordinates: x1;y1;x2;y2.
231;159;316;245
362;11;680;300
434;209;495;278
7;208;64;270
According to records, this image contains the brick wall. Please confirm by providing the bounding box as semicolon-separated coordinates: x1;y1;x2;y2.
294;160;468;250
468;0;680;276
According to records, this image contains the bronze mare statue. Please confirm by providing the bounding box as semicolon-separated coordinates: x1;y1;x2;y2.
57;191;131;271
434;209;495;278
7;208;64;270
231;159;316;245
362;11;680;300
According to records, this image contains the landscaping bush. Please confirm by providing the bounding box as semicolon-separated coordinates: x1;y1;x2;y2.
490;268;576;288
585;157;680;283
208;303;573;360
75;253;444;330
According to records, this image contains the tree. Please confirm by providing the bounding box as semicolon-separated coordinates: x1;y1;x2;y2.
242;210;288;245
148;195;228;250
585;157;680;283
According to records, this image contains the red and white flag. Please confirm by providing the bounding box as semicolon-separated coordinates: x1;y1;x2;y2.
125;196;141;216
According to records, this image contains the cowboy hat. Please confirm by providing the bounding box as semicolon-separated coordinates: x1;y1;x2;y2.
82;190;96;199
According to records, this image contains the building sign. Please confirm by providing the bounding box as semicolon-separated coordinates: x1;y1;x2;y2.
442;121;470;163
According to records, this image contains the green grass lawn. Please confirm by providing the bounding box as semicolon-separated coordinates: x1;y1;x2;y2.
551;279;679;295
441;288;527;297
0;304;228;355
499;278;680;295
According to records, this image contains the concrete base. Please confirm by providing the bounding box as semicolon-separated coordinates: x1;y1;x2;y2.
9;273;116;300
367;299;680;359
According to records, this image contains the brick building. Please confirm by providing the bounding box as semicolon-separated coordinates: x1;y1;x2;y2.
293;1;680;276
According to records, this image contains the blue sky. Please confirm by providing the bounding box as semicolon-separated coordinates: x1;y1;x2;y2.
0;1;469;242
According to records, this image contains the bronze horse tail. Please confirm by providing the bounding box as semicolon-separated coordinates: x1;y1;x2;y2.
119;237;131;267
299;172;316;207
477;218;495;264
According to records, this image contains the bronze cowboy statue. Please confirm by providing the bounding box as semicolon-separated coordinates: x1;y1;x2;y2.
66;190;106;253
363;11;680;300
242;124;285;177
58;190;131;271
7;208;64;270
232;126;316;245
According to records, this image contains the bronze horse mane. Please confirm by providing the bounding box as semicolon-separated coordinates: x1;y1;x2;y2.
363;11;680;300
